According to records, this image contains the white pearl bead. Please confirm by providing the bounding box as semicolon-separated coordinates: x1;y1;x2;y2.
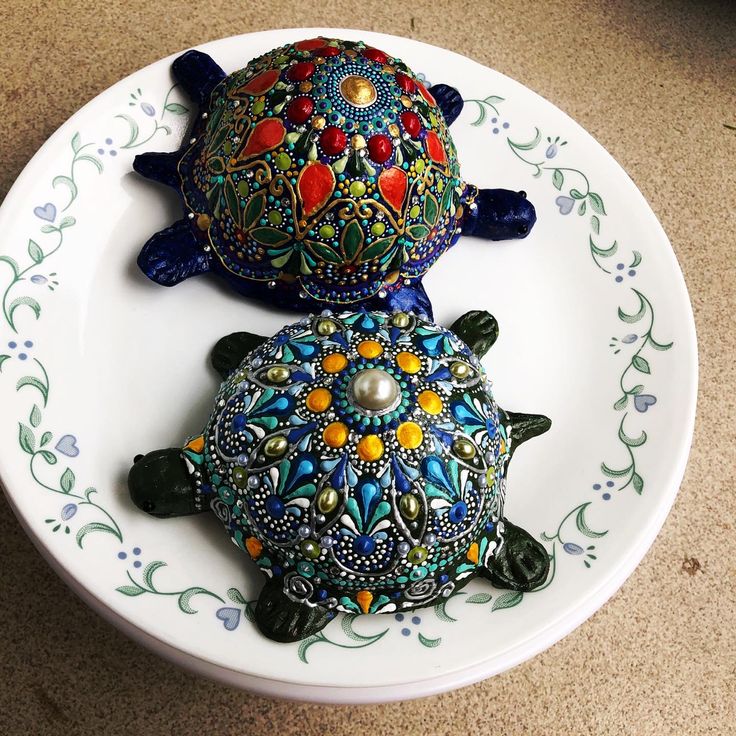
349;369;399;413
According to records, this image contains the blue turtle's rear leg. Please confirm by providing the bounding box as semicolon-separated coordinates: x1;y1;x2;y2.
172;49;227;106
138;218;211;286
133;151;181;188
463;188;537;240
429;83;464;127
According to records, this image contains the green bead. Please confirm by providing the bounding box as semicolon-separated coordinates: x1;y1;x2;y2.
237;180;250;197
407;546;428;564
450;361;472;379
349;180;367;197
252;100;265;114
274;152;291;170
319;224;335;239
232;466;248;489
266;366;289;383
264;436;288;458
453;438;476;459
415;159;425;174
391;312;410;328
409;204;421;219
317;486;339;514
316;319;338;336
268;210;283;225
371;221;386;236
300;540;321;559
399;493;419;520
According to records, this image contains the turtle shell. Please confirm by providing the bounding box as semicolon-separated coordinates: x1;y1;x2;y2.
185;310;511;614
180;37;475;305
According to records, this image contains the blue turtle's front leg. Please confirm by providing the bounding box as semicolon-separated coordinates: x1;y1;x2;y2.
428;83;464;127
368;280;434;320
462;187;537;241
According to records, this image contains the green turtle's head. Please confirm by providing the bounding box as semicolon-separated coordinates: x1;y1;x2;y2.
128;448;199;518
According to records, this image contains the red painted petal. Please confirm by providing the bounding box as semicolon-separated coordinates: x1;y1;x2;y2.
295;38;325;51
237;69;280;96
287;61;316;82
315;46;341;57
395;72;416;94
417;80;436;106
241;118;286;159
298;162;336;217
425;131;446;164
362;47;389;64
378;167;408;213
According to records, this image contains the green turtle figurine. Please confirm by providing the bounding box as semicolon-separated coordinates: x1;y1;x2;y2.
129;308;550;642
134;37;536;318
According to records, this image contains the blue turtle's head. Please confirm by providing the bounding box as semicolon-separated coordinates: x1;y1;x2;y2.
463;188;537;241
128;448;199;518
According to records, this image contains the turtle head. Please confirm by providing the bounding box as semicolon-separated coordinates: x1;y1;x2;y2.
463;188;537;240
128;448;200;518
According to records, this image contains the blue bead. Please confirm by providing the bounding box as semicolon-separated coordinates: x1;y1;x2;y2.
265;495;285;519
272;566;282;576
232;414;246;431
439;574;449;584
449;500;468;523
353;534;376;555
317;588;328;600
485;521;495;532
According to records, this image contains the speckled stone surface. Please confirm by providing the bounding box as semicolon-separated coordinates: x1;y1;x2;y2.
1;1;734;734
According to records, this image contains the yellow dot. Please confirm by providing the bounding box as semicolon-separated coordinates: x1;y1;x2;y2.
323;422;348;448
396;351;421;374
357;340;383;358
306;388;332;413
418;390;443;415
396;422;423;449
323;353;348;373
357;435;384;462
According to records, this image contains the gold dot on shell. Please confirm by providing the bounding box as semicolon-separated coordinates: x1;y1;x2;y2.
340;75;377;108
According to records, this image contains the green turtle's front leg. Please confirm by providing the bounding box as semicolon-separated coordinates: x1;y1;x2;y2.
255;578;334;643
128;444;205;518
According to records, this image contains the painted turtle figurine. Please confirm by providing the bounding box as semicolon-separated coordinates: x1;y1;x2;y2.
134;37;536;318
129;308;550;642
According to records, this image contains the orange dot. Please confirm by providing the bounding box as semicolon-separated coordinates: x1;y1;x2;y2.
306;387;332;413
418;390;443;415
357;435;384;461
357;340;383;358
323;422;348;448
396;422;423;449
466;542;479;565
396;351;421;374
184;434;205;453
323;353;348;373
245;537;263;559
356;589;373;614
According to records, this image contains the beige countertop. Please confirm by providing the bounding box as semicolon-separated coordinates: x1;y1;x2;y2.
1;1;734;733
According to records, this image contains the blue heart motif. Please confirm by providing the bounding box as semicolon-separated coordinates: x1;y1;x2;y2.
634;394;657;413
555;196;574;215
216;607;241;631
33;203;56;222
55;434;80;457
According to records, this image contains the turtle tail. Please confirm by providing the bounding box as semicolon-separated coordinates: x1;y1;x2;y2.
133;151;182;188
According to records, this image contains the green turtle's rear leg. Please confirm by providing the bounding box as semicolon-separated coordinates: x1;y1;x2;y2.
137;218;212;286
211;331;268;380
450;310;499;358
128;448;203;518
481;519;550;591
255;578;334;643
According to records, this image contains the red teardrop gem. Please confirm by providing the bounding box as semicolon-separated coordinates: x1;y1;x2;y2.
320;126;348;156
287;61;316;82
378;167;408;212
240;118;286;159
298;162;336;216
362;47;389;64
367;134;393;164
294;38;325;51
417;81;436;106
315;46;341;57
286;96;315;124
400;111;421;139
395;72;415;94
237;69;280;96
425;131;446;164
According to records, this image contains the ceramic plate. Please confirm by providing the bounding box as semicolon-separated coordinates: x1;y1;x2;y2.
0;28;697;703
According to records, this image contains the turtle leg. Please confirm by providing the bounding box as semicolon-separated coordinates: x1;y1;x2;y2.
462;188;537;240
137;218;211;286
371;281;434;320
133;150;182;188
428;83;464;126
171;49;227;106
128;448;203;518
255;577;334;643
450;310;499;359
211;331;269;379
480;519;550;591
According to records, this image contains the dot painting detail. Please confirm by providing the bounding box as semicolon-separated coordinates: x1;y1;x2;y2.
179;37;474;305
184;310;512;615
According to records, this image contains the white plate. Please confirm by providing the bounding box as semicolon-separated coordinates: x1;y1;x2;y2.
0;28;697;703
